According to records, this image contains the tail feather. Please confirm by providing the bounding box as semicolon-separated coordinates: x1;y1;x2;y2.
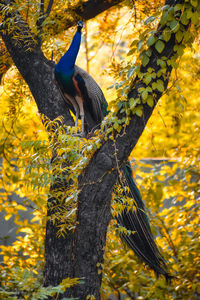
74;66;173;280
117;162;172;280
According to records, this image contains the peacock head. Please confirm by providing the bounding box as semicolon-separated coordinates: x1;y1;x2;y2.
77;20;83;32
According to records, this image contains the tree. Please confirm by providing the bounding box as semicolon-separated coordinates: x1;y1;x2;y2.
0;0;199;299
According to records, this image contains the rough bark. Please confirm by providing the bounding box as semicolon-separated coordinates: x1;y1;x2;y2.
0;40;11;83
51;0;125;32
71;0;124;21
0;0;188;299
0;12;73;124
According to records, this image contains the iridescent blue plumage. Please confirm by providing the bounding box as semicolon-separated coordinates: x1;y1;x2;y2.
55;21;88;133
56;30;82;73
55;29;82;96
55;20;107;134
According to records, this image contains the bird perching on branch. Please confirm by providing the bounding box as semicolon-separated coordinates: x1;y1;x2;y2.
55;20;107;135
55;21;172;281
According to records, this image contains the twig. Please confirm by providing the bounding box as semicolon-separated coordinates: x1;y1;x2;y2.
45;0;54;19
37;0;54;46
157;215;179;259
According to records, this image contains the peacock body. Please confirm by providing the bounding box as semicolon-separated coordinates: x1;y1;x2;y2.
55;21;108;134
55;21;171;280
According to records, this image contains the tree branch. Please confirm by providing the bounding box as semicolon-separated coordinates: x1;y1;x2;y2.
0;0;125;118
45;0;54;19
0;0;123;83
59;0;191;297
37;0;54;32
0;1;73;124
62;0;124;30
74;0;124;20
1;0;192;298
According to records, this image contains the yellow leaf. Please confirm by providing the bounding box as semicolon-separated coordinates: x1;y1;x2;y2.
16;205;27;211
5;214;12;221
19;227;33;234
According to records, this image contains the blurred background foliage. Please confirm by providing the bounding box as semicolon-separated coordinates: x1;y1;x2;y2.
0;0;200;299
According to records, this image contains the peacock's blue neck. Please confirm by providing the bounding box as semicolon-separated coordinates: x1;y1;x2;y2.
55;30;81;75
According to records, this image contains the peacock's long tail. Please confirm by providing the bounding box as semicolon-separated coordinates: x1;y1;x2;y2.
116;162;172;280
57;51;172;279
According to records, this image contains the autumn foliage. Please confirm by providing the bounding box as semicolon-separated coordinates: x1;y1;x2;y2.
0;0;200;299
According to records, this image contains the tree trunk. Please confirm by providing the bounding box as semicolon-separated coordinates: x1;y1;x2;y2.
0;0;190;298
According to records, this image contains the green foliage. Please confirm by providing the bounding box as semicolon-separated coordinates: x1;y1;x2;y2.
101;9;200;298
0;0;200;299
107;0;200;130
102;143;200;299
0;265;80;299
0;69;83;299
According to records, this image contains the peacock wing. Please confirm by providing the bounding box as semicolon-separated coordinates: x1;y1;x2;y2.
74;66;108;124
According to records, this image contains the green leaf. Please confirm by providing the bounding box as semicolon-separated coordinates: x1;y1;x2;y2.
161;5;170;11
137;39;143;52
180;12;190;25
157;59;166;68
175;31;183;43
157;70;162;77
155;40;165;53
170;20;180;32
174;4;183;11
184;31;192;42
156;80;164;92
160;68;167;75
177;45;185;56
191;11;199;25
147;35;156;47
142;90;148;100
186;9;193;19
129;97;140;109
146;49;152;57
163;29;171;42
127;66;136;79
142;54;150;67
136;107;143;117
117;101;123;110
130;39;139;47
160;11;169;25
146;86;152;93
190;0;198;7
147;67;153;73
144;15;157;25
114;121;119;129
152;82;157;90
147;97;154;107
138;87;145;93
127;47;137;56
170;59;178;69
144;74;152;85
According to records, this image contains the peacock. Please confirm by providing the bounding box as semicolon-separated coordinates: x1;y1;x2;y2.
55;20;107;135
55;21;171;280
